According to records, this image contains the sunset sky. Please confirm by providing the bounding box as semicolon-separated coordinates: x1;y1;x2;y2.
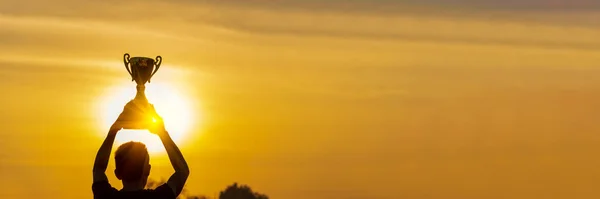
1;0;600;198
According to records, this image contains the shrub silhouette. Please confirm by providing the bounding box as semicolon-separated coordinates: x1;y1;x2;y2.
146;180;268;199
219;183;268;199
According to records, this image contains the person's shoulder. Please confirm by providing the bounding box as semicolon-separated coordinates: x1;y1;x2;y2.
92;180;118;198
92;180;117;192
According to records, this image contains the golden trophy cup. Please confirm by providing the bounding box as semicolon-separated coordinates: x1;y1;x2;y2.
117;53;162;130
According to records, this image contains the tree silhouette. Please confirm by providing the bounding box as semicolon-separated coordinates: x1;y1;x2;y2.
219;183;268;199
146;179;268;199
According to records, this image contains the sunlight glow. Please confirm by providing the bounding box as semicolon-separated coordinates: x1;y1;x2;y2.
98;82;198;153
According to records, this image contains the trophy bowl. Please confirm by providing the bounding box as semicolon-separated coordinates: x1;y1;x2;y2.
124;53;162;85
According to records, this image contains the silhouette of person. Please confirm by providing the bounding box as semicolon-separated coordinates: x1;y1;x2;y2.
92;106;189;199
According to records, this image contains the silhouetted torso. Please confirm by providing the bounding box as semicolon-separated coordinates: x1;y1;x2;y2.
93;181;175;199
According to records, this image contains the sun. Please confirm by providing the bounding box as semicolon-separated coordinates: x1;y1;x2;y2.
97;82;197;154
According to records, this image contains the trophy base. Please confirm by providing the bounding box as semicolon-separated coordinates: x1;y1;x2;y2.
116;99;155;130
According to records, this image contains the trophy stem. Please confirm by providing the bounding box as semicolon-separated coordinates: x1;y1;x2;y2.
118;84;152;130
134;85;148;102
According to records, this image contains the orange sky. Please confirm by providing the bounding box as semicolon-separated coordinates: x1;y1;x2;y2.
1;1;600;199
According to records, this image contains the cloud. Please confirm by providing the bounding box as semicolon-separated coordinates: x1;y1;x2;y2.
1;0;599;77
147;0;600;11
403;0;600;10
2;0;599;51
180;5;600;51
0;13;224;69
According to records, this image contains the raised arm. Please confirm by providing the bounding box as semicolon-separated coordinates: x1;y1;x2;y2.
149;109;190;196
93;125;120;183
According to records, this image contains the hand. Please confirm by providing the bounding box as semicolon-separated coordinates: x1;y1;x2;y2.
109;113;124;134
148;115;167;135
109;122;122;133
109;107;132;134
147;105;167;135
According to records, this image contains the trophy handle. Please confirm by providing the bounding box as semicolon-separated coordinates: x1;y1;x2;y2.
123;53;134;81
150;56;162;79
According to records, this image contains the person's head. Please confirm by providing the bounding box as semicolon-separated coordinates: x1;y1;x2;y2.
114;141;151;189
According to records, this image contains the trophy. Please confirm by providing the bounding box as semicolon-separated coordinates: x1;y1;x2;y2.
117;53;162;130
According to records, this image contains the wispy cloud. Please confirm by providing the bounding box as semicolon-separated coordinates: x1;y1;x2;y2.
403;0;600;10
2;0;599;52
